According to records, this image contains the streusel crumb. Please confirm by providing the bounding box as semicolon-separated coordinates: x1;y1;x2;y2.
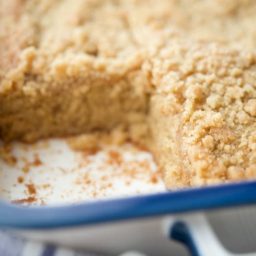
149;40;256;187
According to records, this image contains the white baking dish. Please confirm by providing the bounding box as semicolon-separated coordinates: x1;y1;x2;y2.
1;138;256;255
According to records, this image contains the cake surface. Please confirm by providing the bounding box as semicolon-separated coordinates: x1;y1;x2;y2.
2;0;256;188
148;41;256;187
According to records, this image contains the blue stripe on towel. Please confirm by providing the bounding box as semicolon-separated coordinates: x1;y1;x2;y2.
41;245;56;256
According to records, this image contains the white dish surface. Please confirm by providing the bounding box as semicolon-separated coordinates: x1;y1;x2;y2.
0;139;165;205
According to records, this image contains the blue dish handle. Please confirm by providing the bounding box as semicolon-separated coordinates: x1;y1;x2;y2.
169;214;256;256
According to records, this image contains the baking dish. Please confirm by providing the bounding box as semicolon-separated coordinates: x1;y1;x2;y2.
1;139;256;255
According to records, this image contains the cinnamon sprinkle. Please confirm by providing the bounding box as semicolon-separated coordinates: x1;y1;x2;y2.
32;153;42;166
26;183;36;195
17;176;24;183
150;173;158;184
22;164;30;173
83;147;100;156
12;197;36;204
107;150;122;165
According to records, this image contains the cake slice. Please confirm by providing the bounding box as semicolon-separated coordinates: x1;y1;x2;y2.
0;0;149;142
148;41;256;188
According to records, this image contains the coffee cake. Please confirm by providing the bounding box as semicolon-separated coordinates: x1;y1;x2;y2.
2;0;256;188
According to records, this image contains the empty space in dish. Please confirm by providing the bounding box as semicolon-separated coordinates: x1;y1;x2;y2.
0;138;165;205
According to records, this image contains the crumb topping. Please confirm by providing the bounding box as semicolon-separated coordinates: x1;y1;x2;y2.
149;41;256;186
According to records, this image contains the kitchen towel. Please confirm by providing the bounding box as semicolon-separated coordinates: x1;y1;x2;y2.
0;232;146;256
0;231;105;256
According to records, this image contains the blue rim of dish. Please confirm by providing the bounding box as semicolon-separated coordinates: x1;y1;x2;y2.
1;180;256;229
